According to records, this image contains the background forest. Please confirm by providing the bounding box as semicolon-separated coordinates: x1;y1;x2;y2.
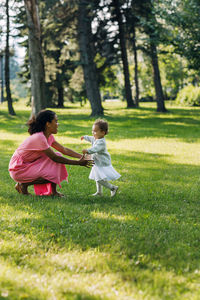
0;0;200;116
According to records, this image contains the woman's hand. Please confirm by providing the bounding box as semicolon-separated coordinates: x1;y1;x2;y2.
79;155;94;168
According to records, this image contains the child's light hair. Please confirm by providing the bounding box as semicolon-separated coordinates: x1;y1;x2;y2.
94;119;108;135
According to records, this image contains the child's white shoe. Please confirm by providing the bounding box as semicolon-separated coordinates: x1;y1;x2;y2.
91;192;102;197
111;186;118;197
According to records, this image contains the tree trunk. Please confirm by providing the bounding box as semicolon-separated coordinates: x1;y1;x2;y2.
5;0;16;115
77;1;103;116
57;74;64;108
132;25;139;107
113;0;136;108
24;0;46;116
0;54;4;103
150;40;167;112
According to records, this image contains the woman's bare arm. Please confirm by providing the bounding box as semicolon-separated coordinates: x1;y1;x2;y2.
44;147;92;167
51;141;82;158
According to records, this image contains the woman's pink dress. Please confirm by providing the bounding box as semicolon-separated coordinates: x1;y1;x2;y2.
9;132;68;195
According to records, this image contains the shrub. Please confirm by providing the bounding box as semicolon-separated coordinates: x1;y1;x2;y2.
176;85;200;106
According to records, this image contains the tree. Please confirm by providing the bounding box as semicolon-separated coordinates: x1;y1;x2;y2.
77;0;104;116
24;0;46;116
125;2;140;106
5;0;16;115
109;0;136;108
132;25;139;107
135;0;167;112
39;0;75;108
164;0;200;73
149;37;166;112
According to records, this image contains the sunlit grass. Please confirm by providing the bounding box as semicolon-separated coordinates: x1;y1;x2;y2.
0;100;200;299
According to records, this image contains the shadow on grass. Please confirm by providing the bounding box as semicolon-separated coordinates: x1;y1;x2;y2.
1;107;200;143
0;276;105;300
0;277;46;300
55;107;200;143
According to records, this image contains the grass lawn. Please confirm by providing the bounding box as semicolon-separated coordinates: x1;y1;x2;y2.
0;100;200;300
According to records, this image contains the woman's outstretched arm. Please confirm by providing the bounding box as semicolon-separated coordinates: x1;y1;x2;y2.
51;141;82;158
44;147;93;167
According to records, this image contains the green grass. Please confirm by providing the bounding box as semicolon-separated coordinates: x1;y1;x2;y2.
0;100;200;299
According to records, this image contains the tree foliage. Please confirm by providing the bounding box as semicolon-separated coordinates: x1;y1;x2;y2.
2;0;200;114
164;0;200;72
176;85;200;106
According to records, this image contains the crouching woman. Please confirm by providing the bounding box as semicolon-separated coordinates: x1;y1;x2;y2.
9;110;93;196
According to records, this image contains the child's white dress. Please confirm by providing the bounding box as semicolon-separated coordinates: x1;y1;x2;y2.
83;136;121;181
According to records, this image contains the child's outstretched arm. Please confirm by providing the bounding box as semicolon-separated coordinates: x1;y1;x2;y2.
81;135;94;143
83;139;105;155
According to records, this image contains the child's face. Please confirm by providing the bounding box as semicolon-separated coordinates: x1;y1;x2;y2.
92;124;105;139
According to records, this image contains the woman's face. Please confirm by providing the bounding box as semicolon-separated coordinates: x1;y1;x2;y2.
47;115;58;134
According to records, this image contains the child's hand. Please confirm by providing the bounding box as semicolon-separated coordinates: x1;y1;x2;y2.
82;149;88;155
81;136;84;141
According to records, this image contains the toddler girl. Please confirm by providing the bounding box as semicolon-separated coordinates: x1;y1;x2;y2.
81;119;120;197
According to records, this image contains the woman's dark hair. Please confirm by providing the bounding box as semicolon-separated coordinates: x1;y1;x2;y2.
94;119;108;135
27;110;56;135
